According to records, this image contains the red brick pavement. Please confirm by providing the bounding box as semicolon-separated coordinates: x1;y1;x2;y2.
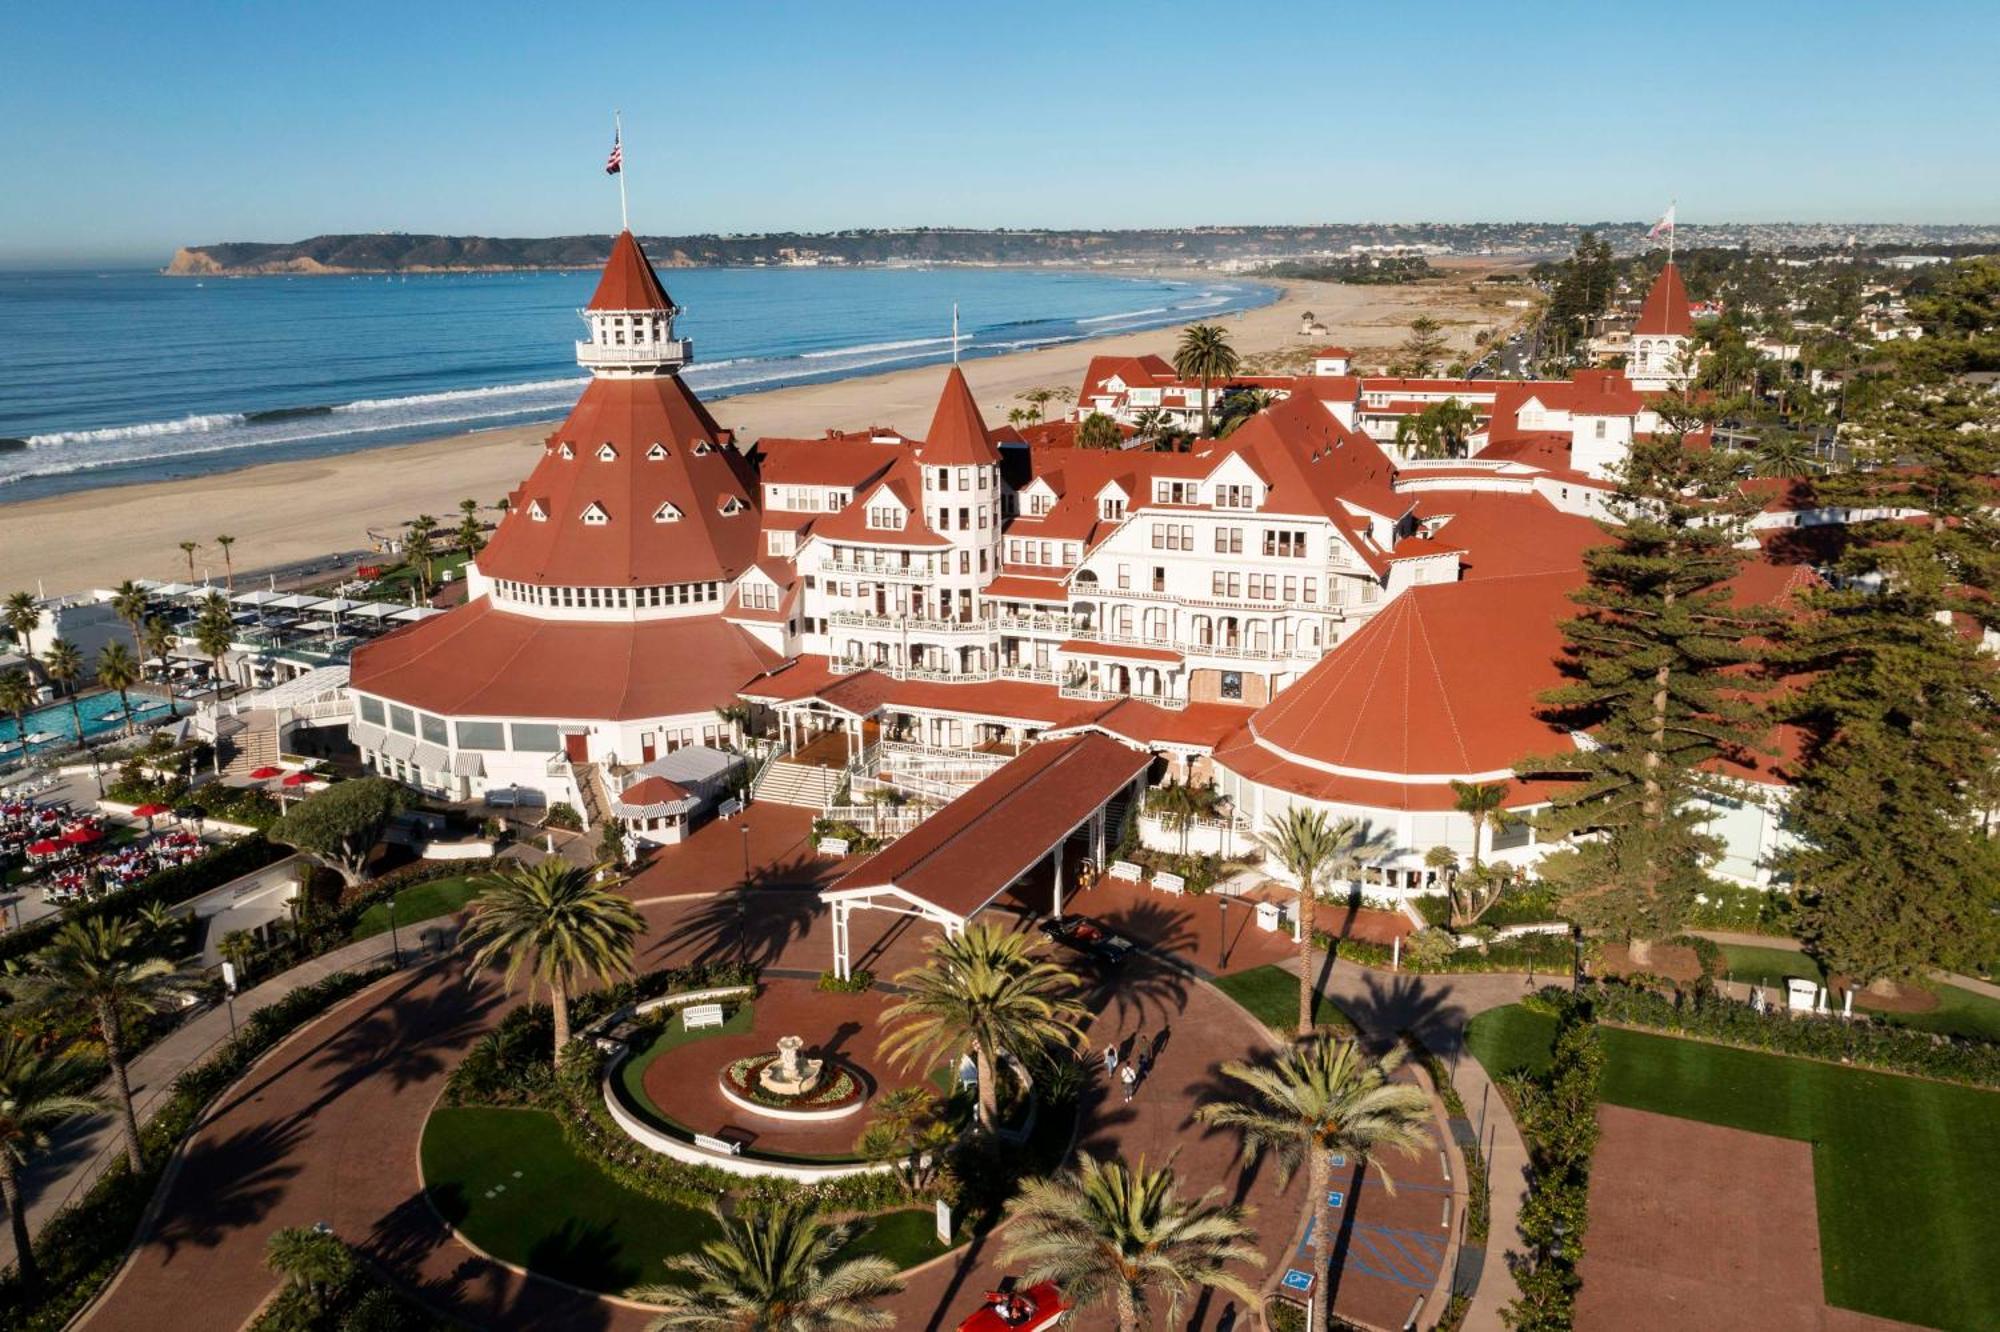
82;868;1443;1331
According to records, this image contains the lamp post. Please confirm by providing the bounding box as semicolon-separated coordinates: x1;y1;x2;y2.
738;821;751;967
1217;895;1230;970
387;893;401;968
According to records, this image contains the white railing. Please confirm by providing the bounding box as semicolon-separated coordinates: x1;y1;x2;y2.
820;803;928;837
1058;683;1189;710
575;338;691;365
877;740;1012;774
828;611;995;637
994;612;1073;634
820;554;937;579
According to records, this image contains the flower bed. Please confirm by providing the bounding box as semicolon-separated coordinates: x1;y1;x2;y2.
722;1054;862;1110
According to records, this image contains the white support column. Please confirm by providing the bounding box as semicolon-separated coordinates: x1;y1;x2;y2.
832;899;850;980
1092;807;1106;869
1052;837;1066;918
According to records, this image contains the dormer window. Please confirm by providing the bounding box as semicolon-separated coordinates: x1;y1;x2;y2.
718;496;745;516
557;443;575;460
646;443;668;461
1155;480;1198;505
597;443;618;461
867;505;905;531
654;502;682;523
527;500;549;522
692;440;715;456
581;502;610;525
1027;491;1053;517
1215;483;1255;510
1099;497;1126;521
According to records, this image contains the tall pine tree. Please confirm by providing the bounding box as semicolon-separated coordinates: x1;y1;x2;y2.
1774;268;2000;991
1529;397;1774;963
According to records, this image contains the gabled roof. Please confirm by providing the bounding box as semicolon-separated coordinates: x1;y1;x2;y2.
586;230;675;312
1633;262;1693;336
917;367;1001;466
810;456;952;548
478;374;758;586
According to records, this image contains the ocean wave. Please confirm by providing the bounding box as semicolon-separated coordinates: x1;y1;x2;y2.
1173;295;1228;310
799;335;960;361
1077;306;1168;324
26;412;248;448
335;377;583;412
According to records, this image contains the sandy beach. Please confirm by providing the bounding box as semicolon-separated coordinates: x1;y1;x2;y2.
0;270;1522;597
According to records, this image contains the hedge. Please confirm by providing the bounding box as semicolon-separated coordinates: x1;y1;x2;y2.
1323;929;1576;976
1499;996;1602;1331
0;834;290;967
1585;979;2000;1090
0;964;394;1331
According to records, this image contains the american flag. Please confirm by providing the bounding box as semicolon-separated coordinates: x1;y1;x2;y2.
604;134;623;176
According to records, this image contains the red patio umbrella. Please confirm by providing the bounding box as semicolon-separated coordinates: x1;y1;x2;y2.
131;802;171;818
26;838;62;856
61;827;104;846
248;766;283;781
281;771;318;787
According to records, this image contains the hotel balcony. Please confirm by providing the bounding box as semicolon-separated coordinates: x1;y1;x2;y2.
828;610;995;637
1058;681;1189;711
993;611;1074;635
821;553;938;580
575;337;692;368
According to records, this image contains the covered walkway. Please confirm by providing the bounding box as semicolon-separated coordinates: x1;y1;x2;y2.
821;732;1151;979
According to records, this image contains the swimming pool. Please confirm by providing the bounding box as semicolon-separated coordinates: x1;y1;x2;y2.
0;691;180;758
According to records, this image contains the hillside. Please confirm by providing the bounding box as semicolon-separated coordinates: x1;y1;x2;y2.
164;222;2000;277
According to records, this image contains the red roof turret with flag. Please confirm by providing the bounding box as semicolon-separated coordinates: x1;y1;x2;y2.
1634;262;1693;337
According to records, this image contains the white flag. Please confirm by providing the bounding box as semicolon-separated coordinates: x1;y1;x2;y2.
1647;204;1677;239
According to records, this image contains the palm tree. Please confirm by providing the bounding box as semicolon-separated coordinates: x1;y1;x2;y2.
1254;809;1390;1034
0;1035;104;1287
999;1154;1262;1331
878;923;1085;1132
0;670;34;751
459;859;646;1064
1756;432;1816;479
630;1200;902;1332
109;579;150;649
22;916;190;1170
456;498;484;558
1198;1039;1434;1332
177;540;200;582
96;642;140;735
1173;324;1239;438
214;535;237;590
1132;407;1169;448
1450;780;1508;875
1213;389;1276;439
1017;387;1057;424
40;639;85;747
194;595;235;696
264;1224;355;1314
405;514;438;598
2;592;39;650
138;615;175;682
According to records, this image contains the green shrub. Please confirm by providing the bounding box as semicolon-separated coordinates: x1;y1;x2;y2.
1323;928;1575;975
544;802;582;832
1686;881;1795;935
1500;1003;1601;1332
817;968;875;993
1586;978;2000;1089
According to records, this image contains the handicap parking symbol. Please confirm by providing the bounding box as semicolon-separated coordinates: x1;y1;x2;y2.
1282;1268;1314;1292
1326;1190;1345;1208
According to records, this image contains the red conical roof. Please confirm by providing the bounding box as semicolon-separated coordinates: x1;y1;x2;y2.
587;230;675;312
477;374;757;587
1633;262;1692;336
918;366;1000;466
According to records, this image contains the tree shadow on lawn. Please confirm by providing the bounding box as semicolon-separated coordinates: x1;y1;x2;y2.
1325;965;1473;1053
370;1187;620;1331
525;1216;639;1293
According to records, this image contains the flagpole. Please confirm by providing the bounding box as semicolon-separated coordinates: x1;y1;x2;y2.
952;303;959;364
615;110;629;233
1667;197;1676;268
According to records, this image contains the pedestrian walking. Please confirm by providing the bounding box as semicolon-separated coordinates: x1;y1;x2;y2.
1137;1048;1153;1081
1102;1043;1118;1076
1120;1062;1138;1103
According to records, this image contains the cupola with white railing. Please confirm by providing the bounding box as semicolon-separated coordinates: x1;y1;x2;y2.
575;230;692;377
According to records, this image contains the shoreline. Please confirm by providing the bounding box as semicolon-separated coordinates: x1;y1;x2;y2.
1;271;1518;597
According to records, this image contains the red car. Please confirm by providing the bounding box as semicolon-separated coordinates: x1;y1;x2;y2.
957;1282;1070;1331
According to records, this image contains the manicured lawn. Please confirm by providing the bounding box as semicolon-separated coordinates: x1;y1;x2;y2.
1718;942;1822;987
1468;1005;2000;1330
1210;964;1352;1034
349;875;481;940
422;1105;950;1294
1892;983;2000;1043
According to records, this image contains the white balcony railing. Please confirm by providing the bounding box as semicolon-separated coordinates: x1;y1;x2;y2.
994;611;1074;634
828;611;994;637
821;554;937;579
1058;682;1189;711
575;338;692;366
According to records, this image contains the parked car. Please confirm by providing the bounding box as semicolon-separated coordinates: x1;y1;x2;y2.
958;1282;1070;1331
1038;913;1134;966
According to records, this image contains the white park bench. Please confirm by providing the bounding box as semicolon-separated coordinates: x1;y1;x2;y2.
817;836;850;856
718;797;744;819
694;1132;742;1156
1152;871;1186;897
1108;860;1143;883
682;1003;726;1031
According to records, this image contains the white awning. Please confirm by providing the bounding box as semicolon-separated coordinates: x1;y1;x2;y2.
350;722;388;752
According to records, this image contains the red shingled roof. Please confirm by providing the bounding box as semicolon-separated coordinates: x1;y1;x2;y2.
477;374;758;586
918;366;1001;466
586;231;675;312
826;733;1149;919
1248;571;1581;782
350;597;778;721
1633;262;1693;336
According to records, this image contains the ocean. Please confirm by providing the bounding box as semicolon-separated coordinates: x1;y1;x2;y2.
0;266;1273;503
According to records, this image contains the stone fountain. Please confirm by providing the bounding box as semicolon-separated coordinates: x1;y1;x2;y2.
756;1034;824;1098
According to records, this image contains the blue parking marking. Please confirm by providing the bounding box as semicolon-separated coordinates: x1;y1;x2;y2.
1281;1268;1314;1292
1328;1152;1347;1168
1326;1190;1345;1208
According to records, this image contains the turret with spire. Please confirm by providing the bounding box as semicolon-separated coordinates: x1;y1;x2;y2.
576;231;692;376
1628;262;1694;390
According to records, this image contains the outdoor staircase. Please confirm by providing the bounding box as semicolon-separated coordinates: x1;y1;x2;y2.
215;708;280;780
751;758;845;809
573;761;611;830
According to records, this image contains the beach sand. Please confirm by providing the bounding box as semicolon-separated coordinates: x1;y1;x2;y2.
0;271;1523;597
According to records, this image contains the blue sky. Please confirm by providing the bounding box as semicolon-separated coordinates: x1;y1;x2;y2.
4;0;1997;263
